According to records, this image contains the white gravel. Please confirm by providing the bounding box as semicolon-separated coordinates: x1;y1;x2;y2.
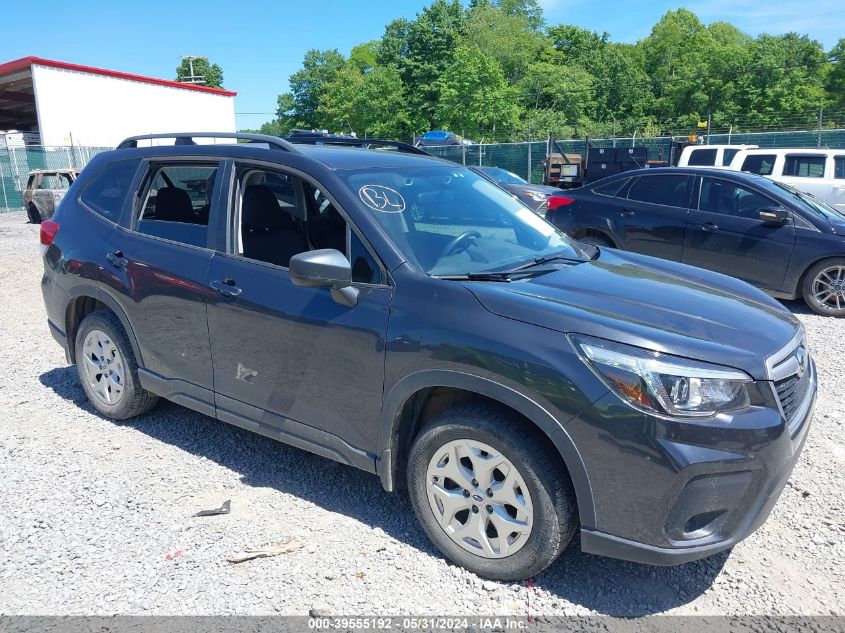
0;209;843;616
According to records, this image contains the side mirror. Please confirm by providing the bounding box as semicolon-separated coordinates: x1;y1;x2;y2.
759;208;790;226
289;249;358;307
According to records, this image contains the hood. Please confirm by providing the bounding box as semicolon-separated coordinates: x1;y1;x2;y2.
508;184;562;196
465;249;800;380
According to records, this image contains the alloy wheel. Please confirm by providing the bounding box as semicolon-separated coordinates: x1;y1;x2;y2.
80;329;125;405
811;265;845;313
425;439;533;559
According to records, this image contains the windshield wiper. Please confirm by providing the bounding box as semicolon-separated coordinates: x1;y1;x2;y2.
509;252;591;272
435;268;560;282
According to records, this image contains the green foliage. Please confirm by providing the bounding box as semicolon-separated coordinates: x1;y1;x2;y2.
175;57;224;89
258;2;837;141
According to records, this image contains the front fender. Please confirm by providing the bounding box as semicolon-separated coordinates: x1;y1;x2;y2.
376;368;597;529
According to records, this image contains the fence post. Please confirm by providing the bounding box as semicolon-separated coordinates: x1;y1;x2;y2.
527;142;532;183
462;143;466;166
1;156;8;211
818;108;824;148
707;114;712;145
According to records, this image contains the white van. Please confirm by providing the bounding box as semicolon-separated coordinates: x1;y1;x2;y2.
677;144;758;168
728;148;845;212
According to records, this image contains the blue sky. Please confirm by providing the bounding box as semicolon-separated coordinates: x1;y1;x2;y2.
3;0;842;129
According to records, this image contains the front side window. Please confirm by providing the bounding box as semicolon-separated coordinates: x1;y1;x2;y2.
339;166;589;276
80;160;138;221
482;167;526;185
687;148;717;166
698;178;774;220
627;175;690;207
741;155;776;176
236;167;380;283
783;155;826;178
134;163;217;248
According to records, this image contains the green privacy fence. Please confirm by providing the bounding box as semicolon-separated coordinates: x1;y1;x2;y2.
425;128;845;184
0;146;112;211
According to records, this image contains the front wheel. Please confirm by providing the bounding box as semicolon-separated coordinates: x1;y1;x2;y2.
407;403;577;580
802;259;845;317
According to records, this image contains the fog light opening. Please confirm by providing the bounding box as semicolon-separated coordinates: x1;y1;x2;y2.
683;510;726;537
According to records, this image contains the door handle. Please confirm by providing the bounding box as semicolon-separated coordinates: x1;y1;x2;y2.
699;222;718;232
106;250;128;268
620;208;635;216
210;279;242;298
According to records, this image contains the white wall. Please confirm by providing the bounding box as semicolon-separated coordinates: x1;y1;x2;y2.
31;64;236;147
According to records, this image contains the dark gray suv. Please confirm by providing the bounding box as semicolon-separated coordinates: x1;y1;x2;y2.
39;133;816;581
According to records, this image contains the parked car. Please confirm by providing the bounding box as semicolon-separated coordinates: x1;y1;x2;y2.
40;133;815;581
469;166;562;217
727;148;845;212
677;144;757;169
414;130;473;147
546;166;845;316
24;168;79;223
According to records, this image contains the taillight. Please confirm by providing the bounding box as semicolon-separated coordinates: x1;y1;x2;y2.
40;219;60;254
547;195;575;211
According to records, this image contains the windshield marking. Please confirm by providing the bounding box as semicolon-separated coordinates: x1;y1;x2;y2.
358;184;406;213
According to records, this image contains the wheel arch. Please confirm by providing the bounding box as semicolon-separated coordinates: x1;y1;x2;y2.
65;286;144;368
569;227;617;247
376;369;596;528
795;255;845;296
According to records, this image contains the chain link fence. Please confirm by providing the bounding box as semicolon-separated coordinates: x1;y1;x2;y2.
0;145;112;212
3;128;845;211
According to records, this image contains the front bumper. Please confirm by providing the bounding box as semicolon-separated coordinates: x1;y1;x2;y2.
570;360;816;566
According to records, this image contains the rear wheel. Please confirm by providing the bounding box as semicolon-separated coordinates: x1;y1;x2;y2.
407;403;577;580
802;259;845;317
75;311;159;419
26;203;41;224
577;234;612;248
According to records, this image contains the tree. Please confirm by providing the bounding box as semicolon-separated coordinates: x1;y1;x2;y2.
825;39;845;110
288;49;347;129
463;4;545;84
436;47;519;140
175;57;224;89
494;0;544;31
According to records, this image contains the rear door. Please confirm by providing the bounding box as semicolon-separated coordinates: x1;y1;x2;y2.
616;173;692;261
204;161;392;461
829;155;845;213
100;159;223;411
683;175;796;291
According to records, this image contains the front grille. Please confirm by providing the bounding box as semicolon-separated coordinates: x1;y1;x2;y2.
775;369;811;423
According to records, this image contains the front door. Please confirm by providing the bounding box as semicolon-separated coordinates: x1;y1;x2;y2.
205;163;392;461
683;176;796;292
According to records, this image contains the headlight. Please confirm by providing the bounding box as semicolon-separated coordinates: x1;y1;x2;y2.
524;190;548;202
570;335;751;418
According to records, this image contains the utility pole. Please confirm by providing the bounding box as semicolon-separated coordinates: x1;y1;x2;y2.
706;113;712;145
179;56;206;85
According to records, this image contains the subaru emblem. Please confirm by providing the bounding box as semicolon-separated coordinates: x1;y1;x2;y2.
795;346;807;376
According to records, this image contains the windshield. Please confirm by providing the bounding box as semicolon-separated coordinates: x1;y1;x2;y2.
423;131;449;140
340;165;589;276
482;167;527;185
756;177;845;222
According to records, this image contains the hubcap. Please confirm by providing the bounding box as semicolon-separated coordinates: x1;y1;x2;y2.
425;439;533;559
81;329;125;406
812;266;845;311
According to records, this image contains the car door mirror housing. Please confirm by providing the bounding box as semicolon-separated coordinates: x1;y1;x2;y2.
289;249;358;306
758;208;790;225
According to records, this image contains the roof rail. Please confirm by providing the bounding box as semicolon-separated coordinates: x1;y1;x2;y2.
286;133;431;156
116;132;299;152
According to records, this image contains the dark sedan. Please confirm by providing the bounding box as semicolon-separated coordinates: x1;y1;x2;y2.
546;167;845;316
470;166;562;217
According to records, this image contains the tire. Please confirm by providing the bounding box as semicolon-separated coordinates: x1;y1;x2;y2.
801;258;845;317
577;234;612;248
407;403;577;580
26;203;42;224
74;310;159;419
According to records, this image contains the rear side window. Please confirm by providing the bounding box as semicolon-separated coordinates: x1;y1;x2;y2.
592;178;629;198
741;155;776;176
687;148;717;166
722;149;740;166
627;175;690;207
835;157;845;180
80;160;138;221
134;163;218;248
784;155;826;178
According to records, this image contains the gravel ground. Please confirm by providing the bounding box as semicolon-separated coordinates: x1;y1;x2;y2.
0;209;843;617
